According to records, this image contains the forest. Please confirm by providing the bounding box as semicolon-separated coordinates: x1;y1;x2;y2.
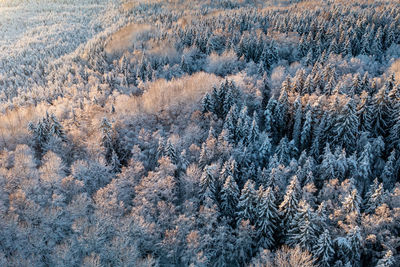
0;0;399;266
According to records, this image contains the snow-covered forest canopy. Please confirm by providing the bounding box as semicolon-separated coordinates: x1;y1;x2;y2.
0;0;399;266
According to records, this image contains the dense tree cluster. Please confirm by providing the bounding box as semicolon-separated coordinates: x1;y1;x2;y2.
0;0;399;266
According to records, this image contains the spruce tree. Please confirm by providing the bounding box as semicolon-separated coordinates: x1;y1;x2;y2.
376;250;395;267
365;180;387;213
300;110;312;150
279;175;300;233
237;179;257;224
202;93;213;113
221;176;240;219
286;201;318;251
110;150;121;173
49;113;66;142
346;226;362;266
357;91;372;133
313;229;335;267
292;97;303;147
333;99;359;151
275;136;290;166
389;115;400;150
100;117;114;163
319;143;336;182
380;150;396;189
369;86;392;138
342;189;361;215
200;165;217;199
255;187;278;248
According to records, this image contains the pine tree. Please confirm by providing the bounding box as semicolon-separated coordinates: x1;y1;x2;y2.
357;91;372;133
310;113;327;159
300;110;312;150
346;226;362;265
292;98;303;147
376;250;395;267
28;120;50;159
221;176;240;218
237;179;257;224
237;106;250;143
258;132;272;167
275;83;290;138
333;99;359;151
361;72;371;94
200;165;217;199
110;150;121;173
202;93;213;113
275;136;290;166
342;189;361;215
247;113;260;145
389;115;400;150
223;80;238;117
357;143;371;182
279;175;300;232
220;160;233;183
255;187;278;248
365;180;387;213
286;201;318;251
165;139;179;165
313;229;335;267
293;69;305;94
100;117;114;163
381;150;396;189
369;86;393;138
157;137;166;159
350;73;362;96
303;74;314;95
319;143;336;182
223;104;239;143
49;113;66;142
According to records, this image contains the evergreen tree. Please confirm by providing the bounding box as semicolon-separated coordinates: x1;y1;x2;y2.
313;229;335;267
380;150;396;189
342;189;361;215
357;143;372;183
49;113;66;142
300;110;312;150
346;226;362;266
200;165;218;199
202;93;213;113
275;83;290;138
365;180;387;213
223;80;238;117
350;74;362;96
275;136;290;166
279;175;300;233
258;132;272;167
237;179;257;224
376;250;395;267
255;187;278;248
389;116;400;150
100;117;114;163
221;176;240;219
286;201;318;251
292;98;303;147
319;143;336;182
110;150;121;173
223;104;239;143
247;113;260;145
165;139;179;165
369;86;393;138
333;99;359;151
357;91;372;133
